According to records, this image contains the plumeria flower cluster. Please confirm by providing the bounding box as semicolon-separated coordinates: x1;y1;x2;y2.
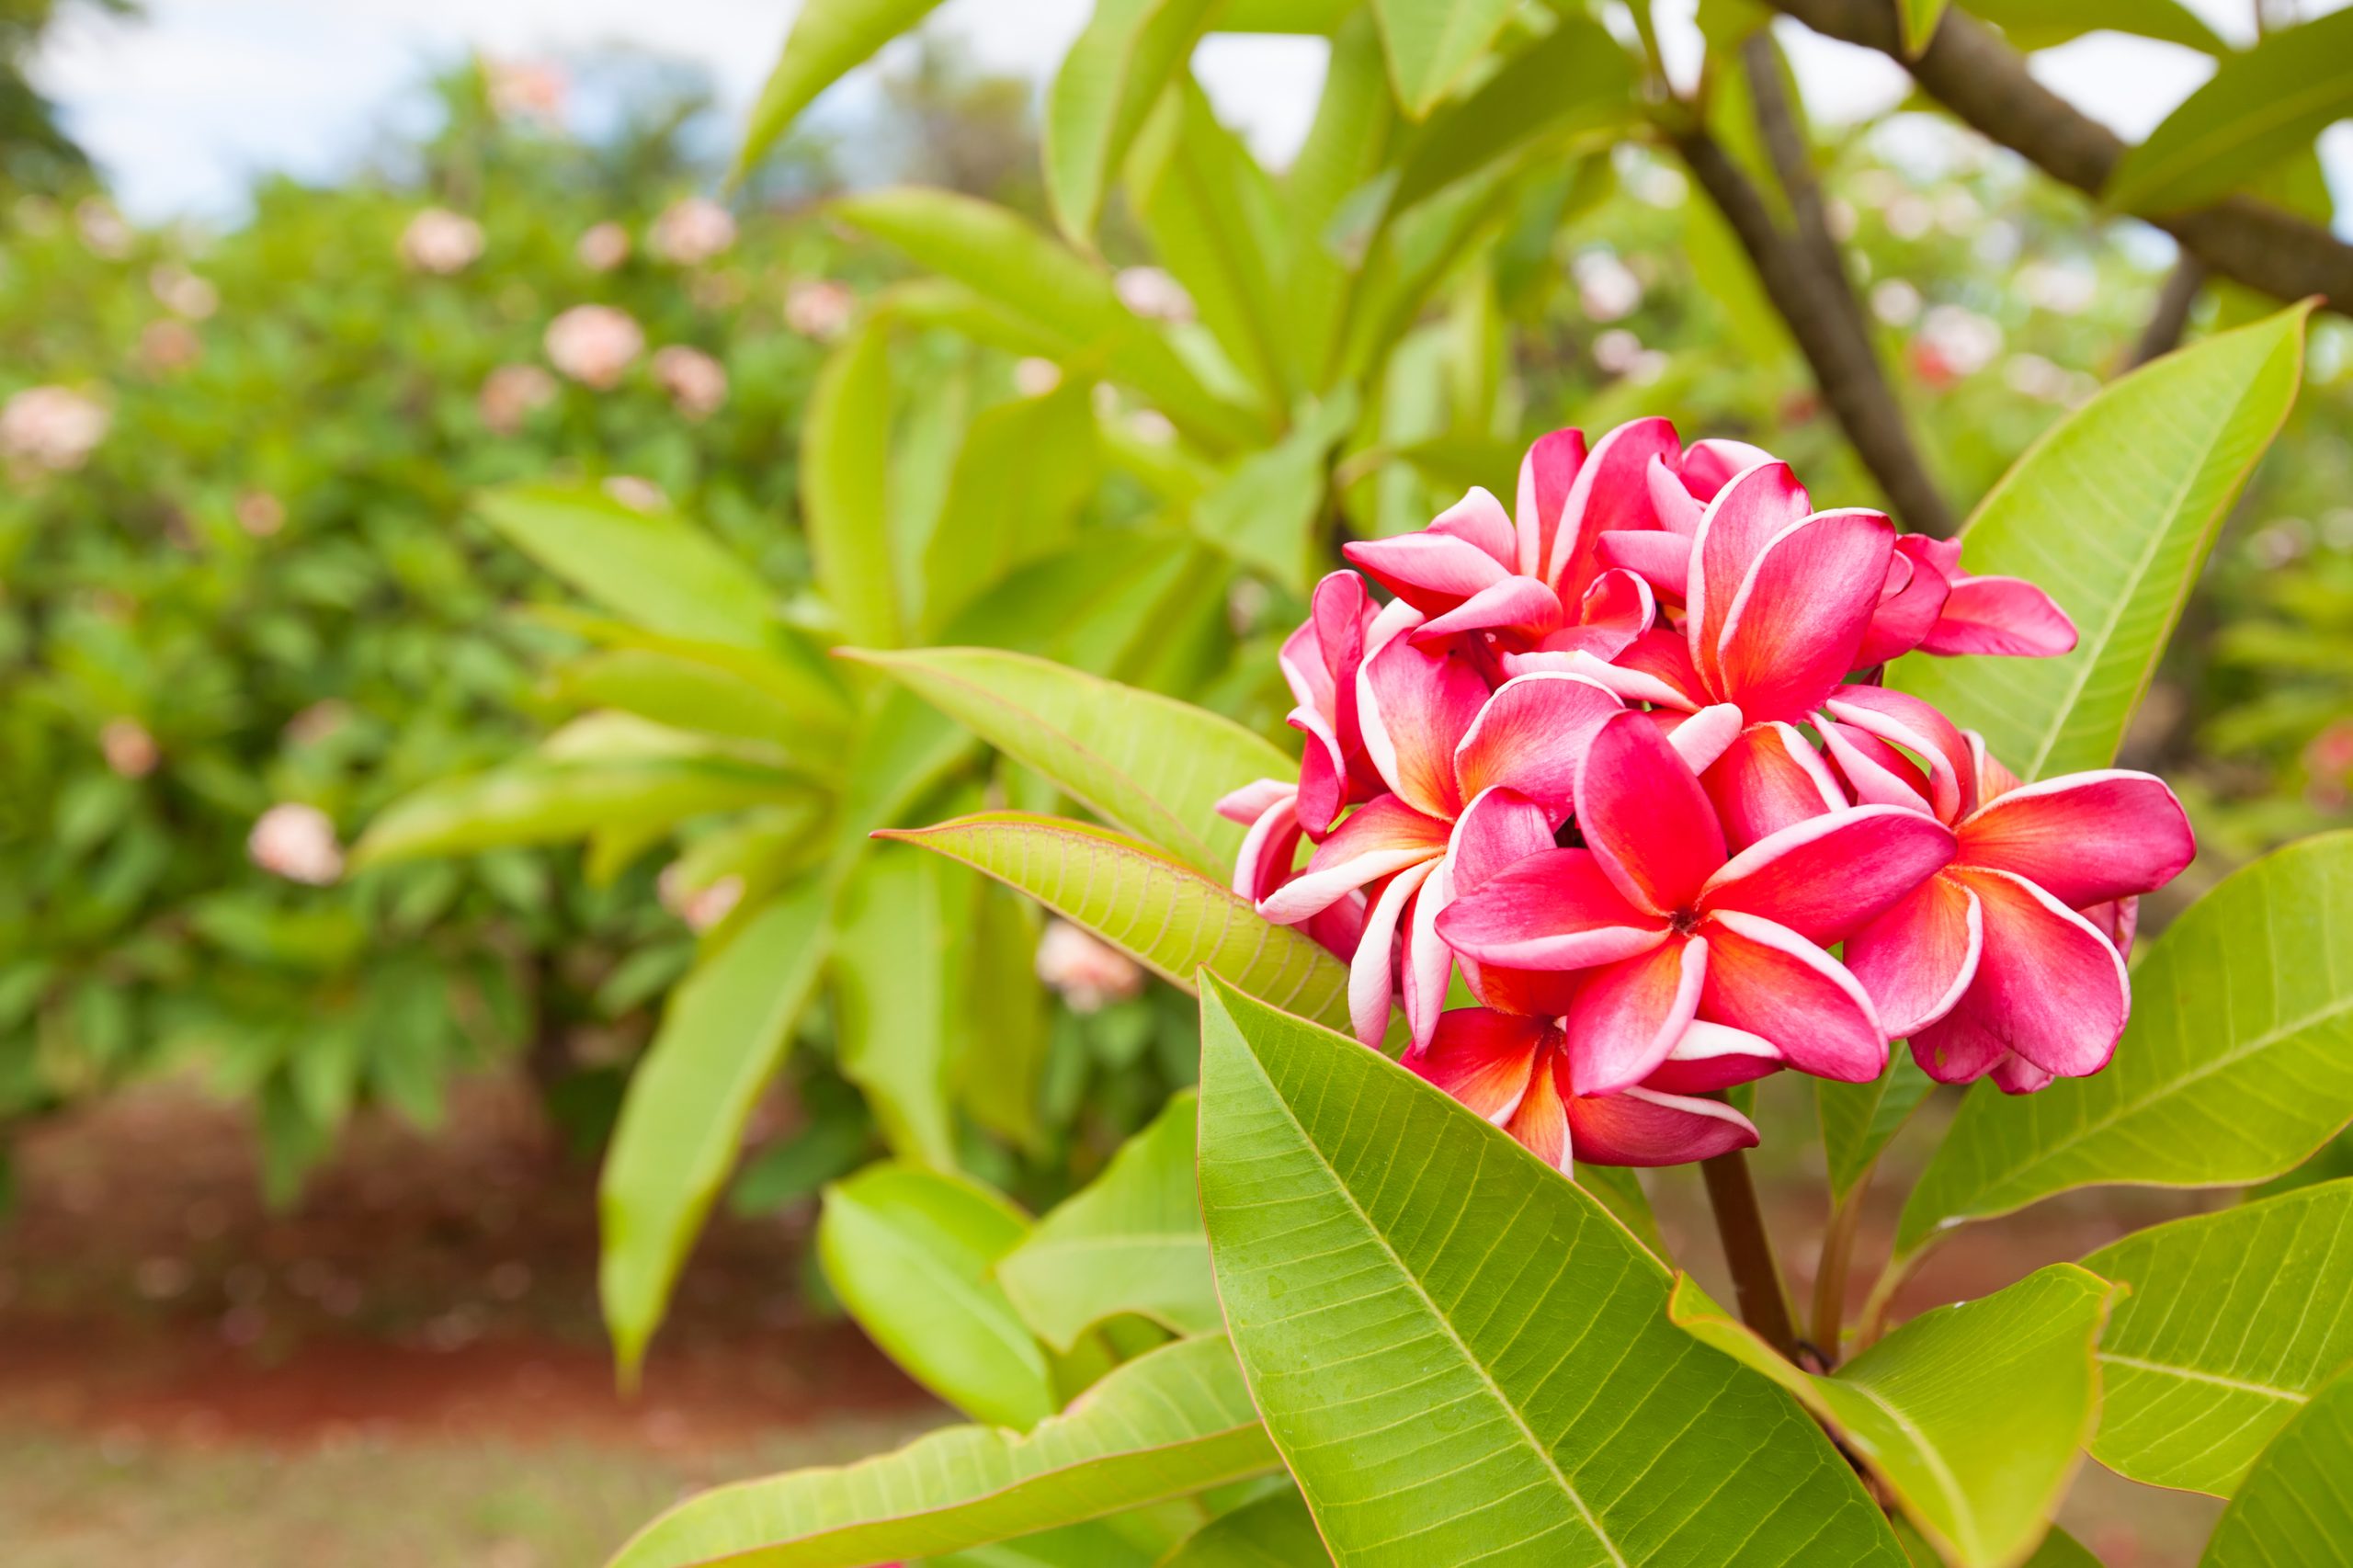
1219;418;2195;1172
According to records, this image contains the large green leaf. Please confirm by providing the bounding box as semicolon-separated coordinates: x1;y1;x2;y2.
957;880;1053;1153
352;755;806;867
553;648;830;749
1194;977;1905;1566
817;1161;1051;1428
834;846;960;1167
1278;10;1393;390
2198;1364;2353;1566
1191;390;1358;595
1159;1489;1332;1565
1671;1267;2112;1567
832;188;1264;452
848;647;1289;878
996;1091;1218;1351
1891;303;2309;781
2105;9;2353;215
599;883;831;1378
1819;1053;1938;1203
1895;832;2353;1265
879;814;1354;1037
529;610;856;740
1044;0;1222;242
478;483;776;650
608;1335;1279;1568
2083;1179;2353;1496
734;0;947;176
1957;0;2225;53
802;317;904;650
1370;0;1518;118
917;385;1100;637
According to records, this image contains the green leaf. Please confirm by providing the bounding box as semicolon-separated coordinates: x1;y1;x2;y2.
803;317;904;650
1900;0;1949;54
2104;9;2353;215
1279;10;1394;389
1891;302;2309;781
835;845;960;1168
917;384;1102;636
1370;0;1518;118
833;188;1265;452
1671;1266;2112;1567
352;756;807;867
1044;0;1222;242
1218;0;1356;28
996;1091;1219;1350
608;1335;1279;1568
2083;1178;2353;1497
1192;389;1358;594
1194;977;1906;1566
1895;831;2353;1265
478;483;776;650
957;881;1053;1152
554;648;832;749
879;814;1355;1038
1159;1488;1331;1565
1819;1053;1938;1203
2198;1364;2353;1566
734;0;948;176
599;882;831;1379
818;1161;1050;1427
847;647;1290;878
1957;0;2225;53
529;608;856;738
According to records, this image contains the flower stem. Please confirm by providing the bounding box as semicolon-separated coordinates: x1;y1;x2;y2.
1810;1185;1869;1363
1698;1145;1802;1363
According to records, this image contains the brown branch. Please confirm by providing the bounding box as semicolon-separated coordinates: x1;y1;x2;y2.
1675;122;1961;537
2127;257;2205;369
1768;0;2353;318
1699;1145;1804;1363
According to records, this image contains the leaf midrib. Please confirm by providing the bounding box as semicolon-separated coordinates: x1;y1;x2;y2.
2099;1353;2310;1405
1225;1033;1631;1567
1832;1379;1980;1561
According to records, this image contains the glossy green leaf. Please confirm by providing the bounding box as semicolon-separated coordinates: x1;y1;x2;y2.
1957;0;2224;53
918;383;1101;635
1370;0;1518;118
1896;831;2353;1264
848;647;1289;877
1045;0;1221;242
879;814;1355;1038
2105;9;2353;215
735;0;947;176
477;483;775;650
996;1091;1218;1350
608;1335;1278;1568
1195;977;1905;1566
834;846;960;1167
1892;302;2309;781
1386;17;1637;218
1191;390;1357;595
2083;1179;2353;1496
802;316;904;650
832;188;1263;452
818;1161;1051;1427
599;882;831;1378
1279;10;1393;389
1672;1266;2112;1566
2198;1364;2353;1566
553;648;827;749
352;755;805;867
1819;1053;1938;1203
1900;0;1950;53
1159;1488;1331;1565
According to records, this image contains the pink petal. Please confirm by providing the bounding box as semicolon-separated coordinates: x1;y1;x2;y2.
2078;895;2139;960
1448;786;1559;893
1644;453;1704;540
1855;539;1955;666
1640;1020;1784;1095
1822;685;1973;823
1279;617;1330;716
1575;710;1727;917
1458;956;1585;1018
1401;858;1455;1049
1257;795;1447;923
1434;847;1668;971
1289;706;1352;836
1699;804;1957;944
1678;437;1779;499
1916;867;2131;1080
1565;1085;1758;1167
1429;485;1518;559
1350;859;1436;1047
1547;416;1682;597
1688;460;1813;691
1906;1025;2009;1087
1971;732;2024;804
1821;721;1937;816
1409;574;1565;644
1515;428;1589;579
1506;1048;1573;1170
1563;935;1708;1096
1699;910;1888;1083
1343;491;1512;615
1452;673;1622;817
1358;633;1488;820
1575;569;1656;648
1956;770;2196;908
1702;722;1846;852
1596;528;1693;603
1921;574;2079;658
1656;702;1744;774
1407;1007;1544;1125
1713;508;1896;722
1990;1052;2057;1095
1217;778;1293;826
1304;893;1368;963
1514;637;1702;711
1845;870;1984;1038
1232;788;1304;903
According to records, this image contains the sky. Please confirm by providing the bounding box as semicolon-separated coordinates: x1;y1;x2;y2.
30;0;2351;229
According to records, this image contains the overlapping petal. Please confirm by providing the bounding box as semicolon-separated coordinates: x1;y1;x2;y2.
1956;771;2196;908
1699;910;1888;1083
1357;631;1488;819
1845;871;1984;1038
1563;935;1707;1095
1702;722;1845;852
1699;805;1957;945
1575;710;1726;916
1711;508;1895;722
1566;1085;1758;1166
1911;867;2129;1084
1434;848;1666;971
1451;673;1620;818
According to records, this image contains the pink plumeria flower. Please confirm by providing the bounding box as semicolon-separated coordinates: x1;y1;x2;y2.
1824;687;2195;1094
1406;1007;1760;1171
1342;420;1674;658
1438;710;1954;1094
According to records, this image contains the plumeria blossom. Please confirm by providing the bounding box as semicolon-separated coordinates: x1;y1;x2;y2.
1824;687;2195;1093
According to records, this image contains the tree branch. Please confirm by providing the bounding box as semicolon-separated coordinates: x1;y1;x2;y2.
2127;257;2205;369
1675;119;1960;537
1700;1145;1804;1363
1768;0;2353;318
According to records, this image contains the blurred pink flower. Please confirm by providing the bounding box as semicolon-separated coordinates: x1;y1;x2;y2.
101;719;159;778
1;385;109;474
76;198;132;258
479;363;559;433
576;221;631;273
1036;920;1144;1012
248;803;343;886
488;59;567;123
784;279;853;340
545;304;643;389
652;345;728;419
234;491;286;538
601;475;665;512
150;264;219;320
659;864;745;933
400;207;485;274
649;197;735;265
1114;266;1192;324
139;319;202;375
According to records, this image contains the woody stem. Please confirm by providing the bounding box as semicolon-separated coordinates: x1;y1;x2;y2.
1699;1143;1804;1363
